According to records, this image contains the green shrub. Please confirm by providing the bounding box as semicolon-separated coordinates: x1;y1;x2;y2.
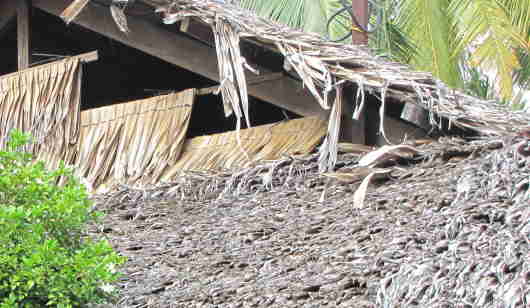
0;131;125;308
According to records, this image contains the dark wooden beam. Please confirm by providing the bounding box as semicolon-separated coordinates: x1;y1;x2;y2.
0;0;17;39
17;0;31;70
3;51;98;80
342;1;369;143
401;103;432;131
32;0;327;118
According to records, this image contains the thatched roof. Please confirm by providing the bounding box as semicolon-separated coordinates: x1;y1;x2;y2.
95;127;529;307
136;0;530;137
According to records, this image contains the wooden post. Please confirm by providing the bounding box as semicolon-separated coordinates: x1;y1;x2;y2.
17;0;31;70
351;0;368;45
339;0;369;144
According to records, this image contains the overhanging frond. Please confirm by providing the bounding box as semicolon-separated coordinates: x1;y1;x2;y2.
449;0;528;99
396;0;462;89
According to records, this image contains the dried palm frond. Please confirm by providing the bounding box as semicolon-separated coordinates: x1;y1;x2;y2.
318;84;343;172
110;4;130;33
211;17;252;129
0;57;82;166
162;116;326;179
353;168;391;209
60;0;91;24
76;90;195;190
152;0;530;138
358;144;419;167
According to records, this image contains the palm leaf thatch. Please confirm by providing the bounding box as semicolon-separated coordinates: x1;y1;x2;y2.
76;90;195;190
141;0;530;173
162;116;326;178
0;57;82;164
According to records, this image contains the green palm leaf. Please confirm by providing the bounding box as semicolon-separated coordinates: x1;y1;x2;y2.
449;0;528;99
396;0;462;88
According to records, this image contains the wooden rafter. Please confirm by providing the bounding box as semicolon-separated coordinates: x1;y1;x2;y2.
33;0;327;119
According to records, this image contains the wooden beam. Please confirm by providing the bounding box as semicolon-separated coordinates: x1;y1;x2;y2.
17;0;31;70
77;50;99;63
32;0;327;118
197;72;284;96
1;51;99;80
401;103;432;131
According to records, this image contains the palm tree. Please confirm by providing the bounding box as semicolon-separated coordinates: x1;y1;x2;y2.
238;0;530;105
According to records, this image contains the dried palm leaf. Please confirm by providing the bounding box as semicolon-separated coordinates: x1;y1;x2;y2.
163;116;326;179
318;84;343;172
110;4;130;33
60;0;90;24
337;143;374;154
358;144;419;167
212;17;251;128
76;90;195;190
353;168;391;209
0;57;82;168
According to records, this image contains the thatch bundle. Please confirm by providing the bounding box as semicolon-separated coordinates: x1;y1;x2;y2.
0;57;81;168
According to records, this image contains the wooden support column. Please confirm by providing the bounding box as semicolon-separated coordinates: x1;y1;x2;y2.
340;0;369;144
17;0;31;70
351;0;368;45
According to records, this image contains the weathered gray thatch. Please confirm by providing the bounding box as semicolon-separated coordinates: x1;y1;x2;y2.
140;0;529;136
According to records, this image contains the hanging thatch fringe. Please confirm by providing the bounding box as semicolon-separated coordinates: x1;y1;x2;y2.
162;116;326;179
212;16;251;127
0;57;82;161
75;90;195;190
318;85;343;172
150;0;530;137
110;4;130;33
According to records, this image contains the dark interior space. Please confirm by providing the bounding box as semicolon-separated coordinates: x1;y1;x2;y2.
0;8;297;137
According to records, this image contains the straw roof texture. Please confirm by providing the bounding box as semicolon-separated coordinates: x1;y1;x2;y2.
93;130;529;307
143;0;529;138
162;116;326;177
0;57;81;166
76;90;195;190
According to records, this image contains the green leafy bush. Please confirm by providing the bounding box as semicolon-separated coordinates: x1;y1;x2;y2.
0;131;125;308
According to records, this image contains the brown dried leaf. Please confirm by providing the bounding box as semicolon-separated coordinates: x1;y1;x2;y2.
60;0;90;24
110;4;130;33
337;143;374;154
353;169;391;209
358;145;419;167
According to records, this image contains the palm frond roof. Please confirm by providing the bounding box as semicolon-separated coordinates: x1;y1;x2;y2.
143;0;529;136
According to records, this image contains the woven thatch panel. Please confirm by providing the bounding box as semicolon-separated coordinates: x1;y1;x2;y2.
76;90;195;190
162;116;326;179
0;57;81;168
